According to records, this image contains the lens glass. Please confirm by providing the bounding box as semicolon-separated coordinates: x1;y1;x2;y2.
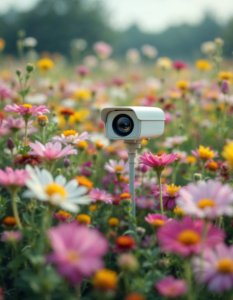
112;114;134;137
117;117;131;133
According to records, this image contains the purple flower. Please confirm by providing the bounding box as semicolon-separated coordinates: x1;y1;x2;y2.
1;230;22;243
221;79;229;94
89;188;113;204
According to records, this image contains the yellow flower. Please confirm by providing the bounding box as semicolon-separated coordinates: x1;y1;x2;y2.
173;206;185;216
218;71;233;85
186;156;197;164
69;110;89;124
93;269;118;291
141;139;148;147
77;141;88;150
195;60;211;71
157;57;172;70
197;145;216;161
165;184;181;196
37;58;54;72
74;176;93;190
72;89;91;100
0;38;5;51
76;214;91;225
222;142;233;168
176;80;189;90
89;204;97;212
108;217;119;227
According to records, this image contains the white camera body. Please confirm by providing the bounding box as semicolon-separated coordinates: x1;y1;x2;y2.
101;106;165;140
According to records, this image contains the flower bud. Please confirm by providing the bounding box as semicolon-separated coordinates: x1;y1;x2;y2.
220;162;230;177
117;254;139;273
194;173;202;182
140;164;149;173
56;168;62;175
18;30;26;39
120;193;132;206
215;37;224;47
37;115;49;127
26;63;34;73
221;80;229;94
63;158;70;168
7;138;14;150
16;69;21;77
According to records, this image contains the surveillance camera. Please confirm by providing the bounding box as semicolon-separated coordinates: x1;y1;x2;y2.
100;106;165;140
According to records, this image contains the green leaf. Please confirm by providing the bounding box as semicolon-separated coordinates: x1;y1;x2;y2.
23;213;31;226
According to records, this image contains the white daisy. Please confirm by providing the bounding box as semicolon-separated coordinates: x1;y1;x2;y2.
90;133;110;149
23;165;91;212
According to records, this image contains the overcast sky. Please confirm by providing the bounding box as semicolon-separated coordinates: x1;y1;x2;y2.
0;0;233;31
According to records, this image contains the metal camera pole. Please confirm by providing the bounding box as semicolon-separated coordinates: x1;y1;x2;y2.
125;140;142;231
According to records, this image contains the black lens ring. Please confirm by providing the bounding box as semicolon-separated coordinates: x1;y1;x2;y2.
112;114;134;137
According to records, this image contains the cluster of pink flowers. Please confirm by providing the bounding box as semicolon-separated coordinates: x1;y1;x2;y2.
4;104;50;117
0;167;29;187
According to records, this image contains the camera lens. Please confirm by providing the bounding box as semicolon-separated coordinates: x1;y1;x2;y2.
113;114;134;137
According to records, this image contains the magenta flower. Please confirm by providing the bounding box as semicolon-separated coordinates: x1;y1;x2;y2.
145;213;171;228
155;276;187;298
192;243;233;293
1;230;22;243
4;104;50;117
139;152;177;172
76;65;89;76
172;60;187;71
104;159;129;174
0;167;29;187
221;79;229;94
0;81;13;99
152;184;186;210
176;180;233;219
157;216;225;257
47;221;108;284
89;188;113;204
165;112;173;124
28;141;77;160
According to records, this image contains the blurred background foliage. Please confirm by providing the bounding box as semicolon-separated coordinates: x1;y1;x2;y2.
0;0;233;61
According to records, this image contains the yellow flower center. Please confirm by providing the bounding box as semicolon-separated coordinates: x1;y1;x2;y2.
63;130;76;137
173;206;185;216
45;183;67;198
76;214;91;224
150;220;165;227
216;259;233;274
177;230;200;245
22;104;32;109
165;184;181;196
95;140;104;149
198;198;216;209
115;166;123;172
77;141;88;149
67;251;80;263
198;145;215;160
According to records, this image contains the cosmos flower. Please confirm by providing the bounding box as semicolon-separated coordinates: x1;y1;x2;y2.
152;184;186;210
47;221;108;284
23;166;91;212
89;188;113;204
155;276;187;298
0;167;29;187
93;41;112;59
52;130;91;145
104;159;129;174
3;116;33;132
139;152;177;172
192;243;233;293
28;141;77;161
145;213;171;228
136;196;156;210
4;104;50;117
157;216;225;257
163;136;187;148
141;44;157;59
176;180;233;219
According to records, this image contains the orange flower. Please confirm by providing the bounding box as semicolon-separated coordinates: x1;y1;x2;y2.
114;236;136;252
93;269;118;291
0;38;5;51
125;293;145;300
76;214;91;225
74;176;93;190
3;216;17;227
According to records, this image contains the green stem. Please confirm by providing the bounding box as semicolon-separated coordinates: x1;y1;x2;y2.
10;190;22;230
184;260;194;300
76;285;81;300
24;119;28;149
123;272;130;293
157;172;164;216
42;127;46;144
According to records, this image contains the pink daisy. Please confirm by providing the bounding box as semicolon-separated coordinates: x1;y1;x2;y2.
0;81;13;99
152;184;186;210
89;188;113;204
3;116;33;131
192;243;233;293
104;159;129;174
4;104;50;117
145;213;171;228
93;41;112;59
157;216;225;257
172;60;187;70
136;196;156;210
28;141;77;161
176;180;233;219
47;221;108;284
0;167;29;187
52;131;91;145
155;275;187;298
139;152;177;172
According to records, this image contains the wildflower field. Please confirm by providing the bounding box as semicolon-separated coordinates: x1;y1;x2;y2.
0;36;233;300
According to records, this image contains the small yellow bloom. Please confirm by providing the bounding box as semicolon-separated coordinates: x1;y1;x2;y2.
186;156;197;164
108;217;119;227
195;60;211;71
0;38;5;51
89;204;97;212
141;139;148;147
69;110;89;124
63;130;76;137
222;142;233;168
93;269;118;291
77;141;88;149
176;80;189;90
76;214;91;225
37;58;54;72
165;184;181;196
197;145;216;161
72;89;91;100
157;57;172;70
173;206;185;216
218;71;233;85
